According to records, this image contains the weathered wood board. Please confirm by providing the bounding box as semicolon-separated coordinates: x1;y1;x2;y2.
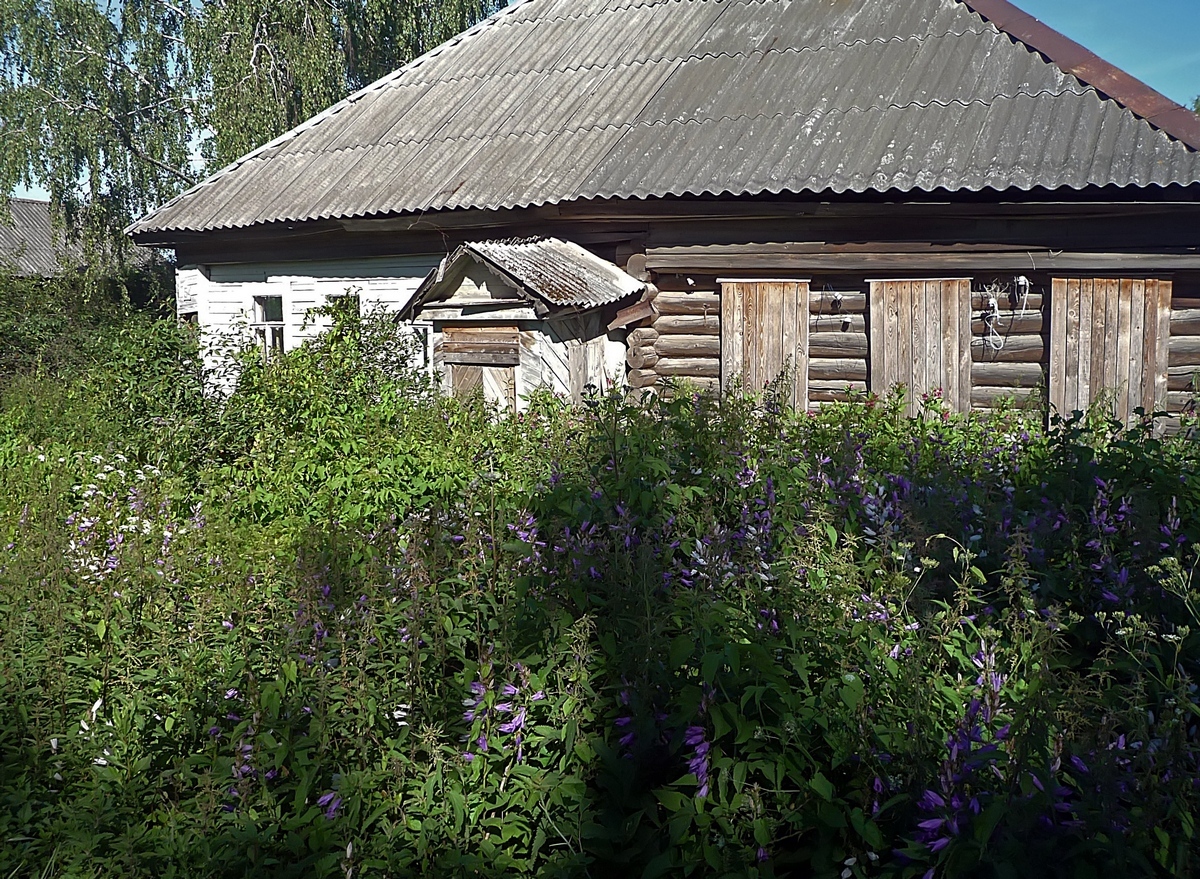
869;279;971;414
1050;278;1171;420
720;280;809;408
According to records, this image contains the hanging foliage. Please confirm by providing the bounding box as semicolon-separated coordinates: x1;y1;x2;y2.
0;0;503;265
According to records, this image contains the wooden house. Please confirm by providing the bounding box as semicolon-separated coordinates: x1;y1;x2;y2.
129;0;1200;421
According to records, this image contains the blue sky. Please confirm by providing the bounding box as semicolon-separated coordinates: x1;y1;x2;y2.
1018;0;1200;107
12;0;1200;201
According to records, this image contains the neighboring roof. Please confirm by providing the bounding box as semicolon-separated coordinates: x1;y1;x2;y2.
410;237;644;313
131;0;1200;238
0;199;74;276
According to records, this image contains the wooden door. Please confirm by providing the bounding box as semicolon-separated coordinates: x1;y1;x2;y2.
1049;278;1171;420
443;325;520;411
869;279;972;414
720;280;809;408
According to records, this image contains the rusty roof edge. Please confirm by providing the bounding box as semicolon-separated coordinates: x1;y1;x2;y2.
959;0;1200;151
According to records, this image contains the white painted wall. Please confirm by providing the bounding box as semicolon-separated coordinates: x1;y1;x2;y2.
177;255;441;381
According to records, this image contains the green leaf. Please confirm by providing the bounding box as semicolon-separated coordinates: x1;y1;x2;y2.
809;772;834;802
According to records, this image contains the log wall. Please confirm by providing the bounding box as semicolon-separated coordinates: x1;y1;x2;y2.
625;272;1200;423
808;288;868;405
970;286;1049;411
626;277;722;393
1169;293;1200;414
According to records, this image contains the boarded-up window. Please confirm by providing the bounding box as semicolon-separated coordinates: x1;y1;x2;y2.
442;326;519;411
868;279;972;415
1049;278;1171;420
720;280;809;407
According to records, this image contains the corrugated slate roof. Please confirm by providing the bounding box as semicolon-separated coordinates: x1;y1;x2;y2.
413;236;645;312
131;0;1200;237
0;199;73;276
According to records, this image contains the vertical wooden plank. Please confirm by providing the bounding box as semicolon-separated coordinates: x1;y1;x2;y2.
1141;280;1159;414
1154;280;1173;411
780;281;797;407
897;280;914;413
1128;279;1146;415
569;341;585;403
957;279;972;412
746;282;761;393
1078;278;1094;409
721;282;736;393
869;282;886;396
928;280;942;399
1115;279;1133;421
1064;279;1081;413
1050;278;1068;414
1102;279;1119;397
909;280;925;404
797;282;810;410
941;280;957;410
764;281;784;388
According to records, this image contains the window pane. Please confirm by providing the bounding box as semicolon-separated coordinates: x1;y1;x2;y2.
254;295;284;324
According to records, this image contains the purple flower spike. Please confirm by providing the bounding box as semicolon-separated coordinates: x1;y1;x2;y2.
324;796;342;820
498;707;526;734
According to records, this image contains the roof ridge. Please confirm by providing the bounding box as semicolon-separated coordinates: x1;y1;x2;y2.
959;0;1200;150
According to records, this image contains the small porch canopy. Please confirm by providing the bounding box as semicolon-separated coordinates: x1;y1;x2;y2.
404;236;645;320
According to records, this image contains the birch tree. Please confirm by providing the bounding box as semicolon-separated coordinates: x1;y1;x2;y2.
0;0;501;265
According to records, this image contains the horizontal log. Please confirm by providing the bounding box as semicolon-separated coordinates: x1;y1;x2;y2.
654;356;721;378
1167;390;1198;412
653;314;720;335
971;312;1046;335
627;327;659;347
809;291;867;314
972;292;1044;311
1169;365;1200;392
627;368;659;389
654;334;721;358
809;332;869;358
647;246;1200;273
971;386;1043;408
1169;336;1200;367
808;357;869;382
811;313;866;334
1175;298;1200;310
653;291;721;315
1171;309;1200;336
971;361;1046;387
626;348;658;370
809;380;868;402
972;334;1047;363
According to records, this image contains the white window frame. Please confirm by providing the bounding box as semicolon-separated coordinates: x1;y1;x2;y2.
251;294;285;361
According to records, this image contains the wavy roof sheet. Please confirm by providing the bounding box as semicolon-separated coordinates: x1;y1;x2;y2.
1;199;76;276
131;0;1200;237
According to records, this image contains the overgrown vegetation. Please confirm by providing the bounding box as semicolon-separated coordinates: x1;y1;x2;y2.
1;303;1199;877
